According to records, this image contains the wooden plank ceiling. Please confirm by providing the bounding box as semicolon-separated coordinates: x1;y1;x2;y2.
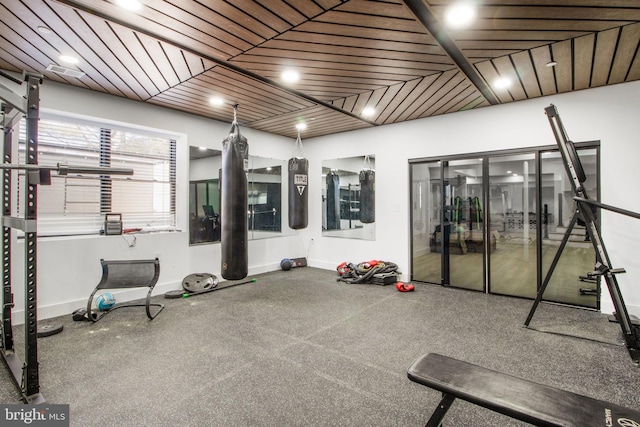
1;0;639;139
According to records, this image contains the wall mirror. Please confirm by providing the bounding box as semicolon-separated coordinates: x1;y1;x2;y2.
322;155;375;240
247;156;282;239
189;146;290;245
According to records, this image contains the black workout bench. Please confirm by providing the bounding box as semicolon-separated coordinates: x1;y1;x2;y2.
407;353;640;426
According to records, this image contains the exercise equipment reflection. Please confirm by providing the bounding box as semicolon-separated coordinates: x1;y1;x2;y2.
359;155;375;224
220;105;249;280
325;170;340;230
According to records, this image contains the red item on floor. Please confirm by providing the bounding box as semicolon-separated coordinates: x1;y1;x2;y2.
396;282;414;292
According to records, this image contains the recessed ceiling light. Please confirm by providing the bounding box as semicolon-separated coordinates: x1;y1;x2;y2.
512;173;518;177
116;0;142;11
493;77;511;90
209;96;224;106
506;170;512;174
445;3;476;29
546;61;557;67
362;106;375;117
37;26;52;34
198;147;207;151
295;122;307;131
59;55;79;64
282;69;300;84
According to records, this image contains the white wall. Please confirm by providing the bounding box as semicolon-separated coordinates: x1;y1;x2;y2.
301;81;640;317
4;76;640;322
6;80;303;323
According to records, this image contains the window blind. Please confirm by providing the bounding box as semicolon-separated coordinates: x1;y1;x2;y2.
17;117;176;236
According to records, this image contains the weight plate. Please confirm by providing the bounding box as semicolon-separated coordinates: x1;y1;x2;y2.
182;273;219;293
37;324;63;338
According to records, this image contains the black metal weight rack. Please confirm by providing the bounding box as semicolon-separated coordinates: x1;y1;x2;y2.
0;70;46;403
525;104;640;365
0;70;133;402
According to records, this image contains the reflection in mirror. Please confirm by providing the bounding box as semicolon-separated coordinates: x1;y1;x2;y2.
189;179;221;244
189;147;289;244
248;158;282;238
189;147;221;245
322;155;375;240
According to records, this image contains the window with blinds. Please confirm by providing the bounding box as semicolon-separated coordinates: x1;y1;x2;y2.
18;117;176;236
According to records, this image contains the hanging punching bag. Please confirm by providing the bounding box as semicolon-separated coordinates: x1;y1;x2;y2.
326;171;340;230
288;131;308;230
359;169;375;223
221;112;249;280
288;157;308;229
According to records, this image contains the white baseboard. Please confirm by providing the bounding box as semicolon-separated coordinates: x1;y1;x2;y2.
308;259;337;272
11;280;182;325
10;264;286;325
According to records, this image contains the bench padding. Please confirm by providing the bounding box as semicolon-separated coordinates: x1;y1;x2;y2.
87;258;163;322
408;353;640;426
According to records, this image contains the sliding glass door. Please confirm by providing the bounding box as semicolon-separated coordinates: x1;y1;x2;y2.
410;144;599;307
411;161;443;284
411;158;485;290
538;148;598;308
447;159;484;291
488;153;537;298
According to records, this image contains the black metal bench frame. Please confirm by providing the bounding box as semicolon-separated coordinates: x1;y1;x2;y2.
87;258;164;322
408;352;640;427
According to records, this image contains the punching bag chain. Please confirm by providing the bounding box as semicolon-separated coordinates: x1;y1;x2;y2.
232;104;239;124
292;129;305;158
363;154;372;170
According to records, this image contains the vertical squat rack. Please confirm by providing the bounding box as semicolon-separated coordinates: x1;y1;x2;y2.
0;70;45;403
0;71;133;403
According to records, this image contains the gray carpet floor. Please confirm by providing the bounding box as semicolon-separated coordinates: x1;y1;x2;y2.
1;267;638;426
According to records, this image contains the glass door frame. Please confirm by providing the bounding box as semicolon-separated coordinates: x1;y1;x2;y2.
409;141;600;307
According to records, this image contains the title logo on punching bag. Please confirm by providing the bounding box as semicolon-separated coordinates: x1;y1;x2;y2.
294;174;307;195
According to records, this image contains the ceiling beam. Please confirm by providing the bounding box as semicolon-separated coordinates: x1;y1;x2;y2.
50;0;379;127
403;0;499;105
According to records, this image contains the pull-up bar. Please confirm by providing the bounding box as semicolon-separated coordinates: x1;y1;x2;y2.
0;162;133;176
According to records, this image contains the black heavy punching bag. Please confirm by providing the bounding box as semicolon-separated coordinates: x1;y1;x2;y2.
326;171;340;230
288;157;308;229
221;111;249;280
359;169;375;223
